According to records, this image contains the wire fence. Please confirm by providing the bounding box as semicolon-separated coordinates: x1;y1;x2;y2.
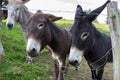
29;8;108;16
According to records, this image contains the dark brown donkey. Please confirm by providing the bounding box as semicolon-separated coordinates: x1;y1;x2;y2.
26;12;72;80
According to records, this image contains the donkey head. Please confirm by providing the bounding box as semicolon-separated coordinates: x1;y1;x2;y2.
26;12;62;57
68;0;110;66
6;0;30;30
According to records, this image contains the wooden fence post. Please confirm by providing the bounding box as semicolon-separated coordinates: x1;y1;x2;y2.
107;1;120;80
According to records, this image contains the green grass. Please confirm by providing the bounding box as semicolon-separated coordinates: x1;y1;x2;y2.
0;20;111;80
0;21;53;80
56;19;110;35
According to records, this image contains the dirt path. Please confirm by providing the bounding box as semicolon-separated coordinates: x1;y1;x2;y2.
65;63;113;80
39;53;113;80
48;59;113;80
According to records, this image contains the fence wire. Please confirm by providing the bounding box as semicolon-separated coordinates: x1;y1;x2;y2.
29;8;108;17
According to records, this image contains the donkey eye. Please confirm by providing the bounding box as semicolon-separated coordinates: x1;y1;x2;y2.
37;23;44;29
80;32;89;40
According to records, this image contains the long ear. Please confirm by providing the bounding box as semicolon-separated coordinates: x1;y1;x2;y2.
86;0;110;22
75;5;83;19
45;14;62;22
21;0;30;4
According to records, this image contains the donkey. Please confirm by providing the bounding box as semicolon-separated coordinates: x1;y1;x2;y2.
5;0;33;63
26;12;72;80
68;0;112;80
0;6;5;56
6;0;62;63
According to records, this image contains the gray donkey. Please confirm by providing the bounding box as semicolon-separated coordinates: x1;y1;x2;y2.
0;5;5;58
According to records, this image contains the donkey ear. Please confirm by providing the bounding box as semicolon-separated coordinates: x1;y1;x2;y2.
45;14;62;22
86;0;110;22
75;5;83;19
76;5;83;13
21;0;30;4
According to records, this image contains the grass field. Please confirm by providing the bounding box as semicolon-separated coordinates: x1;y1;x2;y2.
0;20;113;80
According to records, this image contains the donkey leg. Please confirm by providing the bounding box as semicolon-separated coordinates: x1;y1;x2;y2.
54;64;64;80
89;65;98;80
54;61;59;80
91;69;98;80
64;63;69;75
97;68;104;80
57;59;66;80
57;71;64;80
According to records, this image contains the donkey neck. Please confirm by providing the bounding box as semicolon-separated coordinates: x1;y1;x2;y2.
48;21;66;52
18;6;33;32
85;25;111;63
92;25;103;37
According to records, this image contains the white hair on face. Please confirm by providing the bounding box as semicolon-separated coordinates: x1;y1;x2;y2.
68;47;84;64
26;38;41;53
6;5;16;27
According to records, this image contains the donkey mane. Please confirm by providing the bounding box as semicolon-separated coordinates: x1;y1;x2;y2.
48;21;63;34
92;25;105;38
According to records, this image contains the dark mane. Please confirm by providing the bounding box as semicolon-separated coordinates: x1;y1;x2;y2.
92;24;106;38
48;20;64;34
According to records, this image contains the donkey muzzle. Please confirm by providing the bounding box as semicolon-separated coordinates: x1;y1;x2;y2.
27;48;38;57
7;23;13;30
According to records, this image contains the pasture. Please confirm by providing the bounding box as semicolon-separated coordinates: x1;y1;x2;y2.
0;20;113;80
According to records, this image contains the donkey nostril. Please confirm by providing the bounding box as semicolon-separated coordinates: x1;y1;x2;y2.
74;60;78;65
32;48;35;51
31;48;36;53
7;23;13;29
69;60;78;66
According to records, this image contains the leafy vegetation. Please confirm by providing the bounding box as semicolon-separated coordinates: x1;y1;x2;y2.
0;20;112;80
